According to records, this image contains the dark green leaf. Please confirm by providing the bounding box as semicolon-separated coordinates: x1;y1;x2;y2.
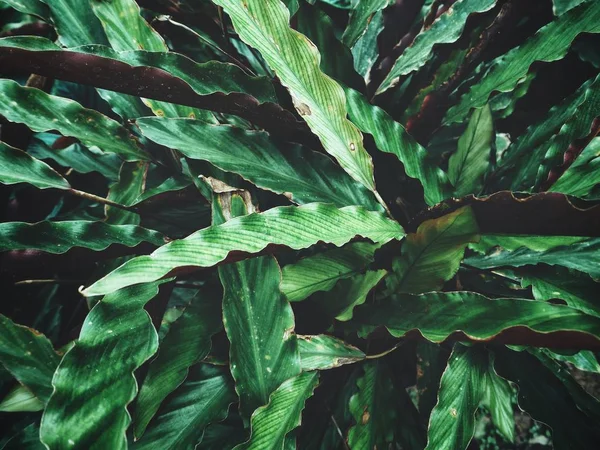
342;0;391;48
0;221;166;254
39;0;109;46
298;335;365;371
0;315;59;403
1;0;49;20
550;137;600;197
0;141;70;190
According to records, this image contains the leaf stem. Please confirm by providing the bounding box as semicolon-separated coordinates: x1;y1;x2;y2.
68;188;135;212
365;341;403;359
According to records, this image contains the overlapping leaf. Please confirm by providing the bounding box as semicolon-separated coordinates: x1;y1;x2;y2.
298;335;365;371
133;292;222;438
0;141;70;190
136;118;380;209
133;366;236;450
345;87;451;206
233;371;319;450
494;347;600;449
376;0;498;95
386;206;479;294
446;1;600;123
466;237;600;278
281;241;381;302
0;221;165;254
82;203;404;297
0;315;59;403
342;0;391;48
40;281;167;450
355;291;600;349
0;385;43;412
39;0;108;46
549;137;600;197
426;345;513;450
470;234;587;253
1;0;49;20
213;0;377;192
448;105;493;197
0;79;147;161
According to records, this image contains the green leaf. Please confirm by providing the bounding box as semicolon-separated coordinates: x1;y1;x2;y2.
39;0;109;46
494;347;600;449
495;74;600;191
386;206;479;294
213;0;377;192
416;342;445;422
298;335;365;371
466;238;600;278
0;221;165;254
132;366;236;450
0;79;147;161
351;10;385;82
296;2;364;90
0;0;49;20
347;361;398;450
550;137;600;197
553;0;589;15
40;281;168;450
0;315;59;403
470;234;587;253
136;118;380;209
426;345;513;450
133;292;222;438
233;371;320;450
446;2;600;124
216;192;301;422
105;161;146;225
342;0;391;48
90;0;166;52
318;269;388;321
448;104;493;197
28;133;121;181
0;141;70;190
376;0;498;95
355;291;600;349
82;203;404;297
522;267;600;318
547;349;600;373
0;385;44;412
3;423;45;450
345;87;451;206
281;241;381;302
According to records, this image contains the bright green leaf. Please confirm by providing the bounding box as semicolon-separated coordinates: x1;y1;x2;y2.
298;335;365;371
0;384;44;412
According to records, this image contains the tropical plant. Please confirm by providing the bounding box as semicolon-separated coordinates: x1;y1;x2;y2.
1;0;599;448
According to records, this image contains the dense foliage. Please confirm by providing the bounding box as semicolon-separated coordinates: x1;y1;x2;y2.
1;0;600;448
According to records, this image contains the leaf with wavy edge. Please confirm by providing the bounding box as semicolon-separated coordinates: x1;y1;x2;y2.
0;384;44;412
133;292;222;438
466;238;600;278
132;366;236;450
233;371;319;450
39;0;108;46
3;422;44;450
342;0;391;48
548;349;600;373
408;192;600;237
0;315;59;403
0;141;70;190
549;137;600;197
298;335;365;371
319;269;388;321
1;0;49;20
494;347;600;449
376;0;498;95
355;291;600;349
448;104;494;197
281;241;381;302
0;38;306;141
352;9;385;83
213;0;377;192
345;87;451;206
0;221;165;254
82;203;404;297
387;206;479;294
214;192;301;423
40;281;168;450
136;118;380;210
426;345;513;450
105;161;146;225
90;0;166;52
446;2;600;124
470;234;587;254
553;0;589;15
522;267;600;318
0;79;146;161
